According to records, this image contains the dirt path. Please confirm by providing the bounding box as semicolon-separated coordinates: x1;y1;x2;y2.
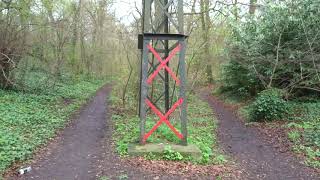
8;84;318;179
202;89;319;180
10;85;114;180
8;85;180;180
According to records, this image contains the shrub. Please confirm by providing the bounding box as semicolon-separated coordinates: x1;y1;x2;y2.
219;60;262;98
304;129;320;148
223;0;320;99
249;88;289;121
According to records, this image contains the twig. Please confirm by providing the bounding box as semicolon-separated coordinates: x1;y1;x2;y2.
300;18;320;82
296;86;320;93
268;32;282;88
252;64;267;88
0;52;16;68
0;66;14;86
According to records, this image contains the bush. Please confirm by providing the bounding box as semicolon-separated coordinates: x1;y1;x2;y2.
223;0;320;99
249;88;289;121
220;60;262;98
304;119;320;148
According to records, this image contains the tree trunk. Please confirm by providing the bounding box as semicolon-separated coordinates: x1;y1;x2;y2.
186;0;196;34
200;0;213;83
0;63;6;88
234;0;239;20
249;0;258;15
80;28;86;74
71;0;82;72
0;58;12;89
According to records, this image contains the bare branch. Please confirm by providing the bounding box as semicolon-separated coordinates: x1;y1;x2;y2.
0;52;16;68
268;32;282;88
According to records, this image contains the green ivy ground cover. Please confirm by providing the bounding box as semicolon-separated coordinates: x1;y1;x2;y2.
111;90;226;165
287;102;320;168
0;79;105;174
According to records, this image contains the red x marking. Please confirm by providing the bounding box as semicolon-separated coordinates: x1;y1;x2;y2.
147;44;181;85
143;98;184;143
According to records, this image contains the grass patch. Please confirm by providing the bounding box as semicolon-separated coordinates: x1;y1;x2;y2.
0;77;105;174
111;89;226;165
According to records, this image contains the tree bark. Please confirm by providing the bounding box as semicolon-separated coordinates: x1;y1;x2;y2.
200;0;213;83
249;0;258;15
71;0;82;72
0;59;10;88
234;0;239;20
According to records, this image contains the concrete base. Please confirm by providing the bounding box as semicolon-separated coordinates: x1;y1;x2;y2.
128;143;202;160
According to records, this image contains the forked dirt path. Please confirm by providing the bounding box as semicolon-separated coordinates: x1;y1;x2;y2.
8;85;181;180
7;84;319;179
201;88;319;180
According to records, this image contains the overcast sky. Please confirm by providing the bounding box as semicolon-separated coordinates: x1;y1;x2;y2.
111;0;252;25
111;0;141;25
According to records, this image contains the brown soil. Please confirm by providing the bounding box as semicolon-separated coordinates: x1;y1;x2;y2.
201;88;319;180
6;84;318;180
6;85;146;179
6;85;187;180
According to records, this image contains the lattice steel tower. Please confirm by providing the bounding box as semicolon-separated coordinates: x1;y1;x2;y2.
139;0;188;145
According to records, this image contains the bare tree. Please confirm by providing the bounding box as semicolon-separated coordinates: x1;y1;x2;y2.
200;0;213;83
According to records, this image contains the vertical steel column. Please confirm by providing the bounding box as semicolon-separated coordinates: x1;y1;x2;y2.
140;0;151;145
177;0;187;145
139;39;150;144
138;0;146;116
164;0;170;113
177;0;184;34
179;39;188;145
144;0;152;33
139;0;151;119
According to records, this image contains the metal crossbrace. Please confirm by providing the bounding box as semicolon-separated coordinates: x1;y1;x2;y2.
143;0;184;33
151;0;178;32
146;96;164;114
154;41;180;53
170;60;180;107
147;44;181;85
147;41;181;112
148;61;165;81
140;38;188;145
142;42;183;142
143;98;184;143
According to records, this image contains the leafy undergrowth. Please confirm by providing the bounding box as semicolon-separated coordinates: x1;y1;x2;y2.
286;102;320;168
246;101;320;168
0;78;105;174
111;90;226;165
217;90;320;169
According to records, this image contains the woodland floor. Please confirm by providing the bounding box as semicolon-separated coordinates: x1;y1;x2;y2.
5;85;182;180
201;87;319;180
5;85;320;180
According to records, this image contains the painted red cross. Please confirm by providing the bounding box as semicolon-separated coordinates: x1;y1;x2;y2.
147;44;181;85
143;98;184;143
